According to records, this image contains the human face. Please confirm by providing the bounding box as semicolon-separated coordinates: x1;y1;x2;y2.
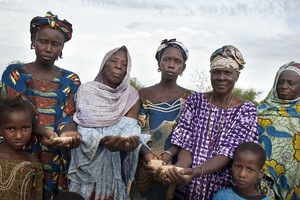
276;70;300;100
159;46;185;81
0;111;33;151
210;68;239;95
33;28;64;65
232;151;263;195
102;49;127;89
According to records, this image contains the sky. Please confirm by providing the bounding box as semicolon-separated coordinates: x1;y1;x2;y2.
1;0;300;100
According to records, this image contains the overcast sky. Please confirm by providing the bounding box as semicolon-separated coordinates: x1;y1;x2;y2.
1;0;300;100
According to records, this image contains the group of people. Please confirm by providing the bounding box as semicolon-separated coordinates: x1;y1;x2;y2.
0;11;299;200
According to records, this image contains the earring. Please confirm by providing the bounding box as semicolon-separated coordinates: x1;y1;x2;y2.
157;68;161;72
30;43;34;49
59;52;63;59
179;72;183;76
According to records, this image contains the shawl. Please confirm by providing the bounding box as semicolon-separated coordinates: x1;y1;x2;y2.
258;61;300;199
74;46;139;127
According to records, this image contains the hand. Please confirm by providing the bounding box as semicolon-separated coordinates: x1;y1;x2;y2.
42;130;59;148
43;131;81;149
160;167;194;186
60;131;82;149
123;135;140;152
141;152;161;180
160;152;172;165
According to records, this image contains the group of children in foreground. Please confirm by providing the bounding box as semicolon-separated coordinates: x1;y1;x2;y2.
0;96;270;199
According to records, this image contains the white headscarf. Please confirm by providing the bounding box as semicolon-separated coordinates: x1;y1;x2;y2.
74;46;139;127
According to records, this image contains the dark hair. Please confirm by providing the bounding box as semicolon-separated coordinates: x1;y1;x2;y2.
234;142;266;169
53;191;84;200
0;96;37;128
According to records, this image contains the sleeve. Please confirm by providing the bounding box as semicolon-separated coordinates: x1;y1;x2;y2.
0;64;29;99
217;102;259;159
171;94;196;151
57;72;81;131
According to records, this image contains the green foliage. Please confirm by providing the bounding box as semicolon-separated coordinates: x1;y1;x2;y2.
130;77;143;90
233;88;262;105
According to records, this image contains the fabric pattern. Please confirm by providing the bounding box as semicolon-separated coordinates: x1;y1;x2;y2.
130;90;192;200
0;63;81;199
258;61;300;200
210;45;245;72
30;11;72;42
171;93;258;200
0;159;44;200
213;188;271;200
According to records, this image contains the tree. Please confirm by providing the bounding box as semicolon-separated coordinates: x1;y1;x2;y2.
191;70;212;92
130;77;143;90
233;88;262;105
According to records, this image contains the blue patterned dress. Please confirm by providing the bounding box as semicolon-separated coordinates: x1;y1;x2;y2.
0;63;81;200
130;90;192;200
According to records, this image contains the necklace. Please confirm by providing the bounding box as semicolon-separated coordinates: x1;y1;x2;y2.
206;93;233;150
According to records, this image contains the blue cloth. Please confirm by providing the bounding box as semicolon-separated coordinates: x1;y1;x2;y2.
213;188;271;200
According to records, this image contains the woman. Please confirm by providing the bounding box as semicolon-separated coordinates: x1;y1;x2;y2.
68;46;151;200
130;39;192;200
258;61;300;199
0;11;81;199
163;45;258;199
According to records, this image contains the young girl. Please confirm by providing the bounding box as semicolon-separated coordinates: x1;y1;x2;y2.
0;97;43;200
213;142;271;200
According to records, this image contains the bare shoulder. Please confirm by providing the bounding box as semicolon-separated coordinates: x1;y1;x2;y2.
138;85;159;99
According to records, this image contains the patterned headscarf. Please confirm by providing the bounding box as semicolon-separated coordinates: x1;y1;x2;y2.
30;11;72;43
265;61;300;100
282;62;300;77
210;45;245;72
155;38;189;61
74;46;139;127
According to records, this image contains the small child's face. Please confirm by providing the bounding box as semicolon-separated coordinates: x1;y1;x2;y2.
232;151;263;193
0;111;32;150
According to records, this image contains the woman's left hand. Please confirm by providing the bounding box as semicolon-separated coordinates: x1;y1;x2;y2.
123;135;140;152
160;167;194;186
60;131;82;149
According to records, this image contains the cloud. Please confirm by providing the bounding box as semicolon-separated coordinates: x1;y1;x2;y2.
0;0;299;100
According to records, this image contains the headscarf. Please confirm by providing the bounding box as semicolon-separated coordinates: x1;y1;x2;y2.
155;38;189;61
210;45;245;72
30;11;72;42
74;46;139;127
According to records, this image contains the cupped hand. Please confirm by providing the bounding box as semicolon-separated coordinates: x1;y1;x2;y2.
161;167;194;186
60;131;82;149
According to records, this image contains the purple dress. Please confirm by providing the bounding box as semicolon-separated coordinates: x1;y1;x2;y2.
171;93;258;200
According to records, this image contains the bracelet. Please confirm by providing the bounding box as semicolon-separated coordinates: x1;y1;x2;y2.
161;150;173;157
197;165;204;177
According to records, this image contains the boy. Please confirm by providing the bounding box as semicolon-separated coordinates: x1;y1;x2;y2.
213;142;271;200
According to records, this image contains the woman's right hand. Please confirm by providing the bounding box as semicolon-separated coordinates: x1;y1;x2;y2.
141;152;162;180
101;135;140;152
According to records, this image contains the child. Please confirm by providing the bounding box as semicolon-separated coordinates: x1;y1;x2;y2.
213;142;271;200
0;96;43;200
